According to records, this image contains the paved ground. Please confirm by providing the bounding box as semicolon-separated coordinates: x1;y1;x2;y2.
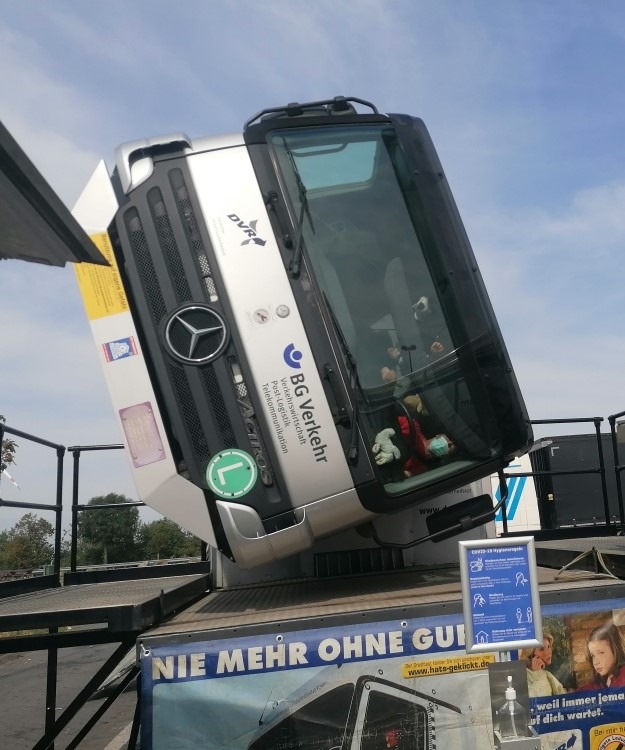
0;643;137;749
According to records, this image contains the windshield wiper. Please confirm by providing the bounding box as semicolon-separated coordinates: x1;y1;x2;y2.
284;145;315;278
323;294;360;464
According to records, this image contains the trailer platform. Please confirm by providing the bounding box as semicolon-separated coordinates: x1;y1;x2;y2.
141;563;608;643
535;535;625;578
0;565;210;750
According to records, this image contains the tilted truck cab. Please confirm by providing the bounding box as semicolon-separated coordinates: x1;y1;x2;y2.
73;96;532;568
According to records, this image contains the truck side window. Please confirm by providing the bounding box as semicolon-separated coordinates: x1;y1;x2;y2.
359;691;428;750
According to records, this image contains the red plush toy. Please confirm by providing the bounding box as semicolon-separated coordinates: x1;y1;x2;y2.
397;395;454;477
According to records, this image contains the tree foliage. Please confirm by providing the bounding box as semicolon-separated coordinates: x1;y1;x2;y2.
78;493;140;564
0;414;18;473
137;519;201;560
0;513;54;569
0;495;202;570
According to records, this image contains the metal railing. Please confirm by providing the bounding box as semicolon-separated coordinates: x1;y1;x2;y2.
0;423;65;584
0;426;149;579
608;410;625;528
67;442;144;572
499;413;625;535
3;414;625;564
1;426;208;579
0;425;209;750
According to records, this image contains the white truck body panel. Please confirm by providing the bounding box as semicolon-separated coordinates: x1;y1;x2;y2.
72;161;217;545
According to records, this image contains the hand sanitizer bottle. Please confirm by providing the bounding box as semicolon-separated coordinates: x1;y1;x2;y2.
499;675;527;739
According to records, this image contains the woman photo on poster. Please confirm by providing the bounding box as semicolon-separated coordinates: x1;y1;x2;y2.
580;621;625;690
520;634;566;697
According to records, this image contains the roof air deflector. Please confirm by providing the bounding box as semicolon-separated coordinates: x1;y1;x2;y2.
115;133;192;194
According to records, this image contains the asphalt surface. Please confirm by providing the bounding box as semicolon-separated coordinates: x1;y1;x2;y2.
0;642;137;749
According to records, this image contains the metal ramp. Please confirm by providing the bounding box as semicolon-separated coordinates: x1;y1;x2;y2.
0;565;210;750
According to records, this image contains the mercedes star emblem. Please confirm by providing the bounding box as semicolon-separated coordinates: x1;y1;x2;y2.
164;304;228;364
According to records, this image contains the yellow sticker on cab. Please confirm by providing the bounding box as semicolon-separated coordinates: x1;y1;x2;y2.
74;232;129;319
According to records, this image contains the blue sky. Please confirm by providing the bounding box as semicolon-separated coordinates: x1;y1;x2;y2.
2;0;625;531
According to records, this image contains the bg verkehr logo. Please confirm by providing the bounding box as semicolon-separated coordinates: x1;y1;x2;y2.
283;343;303;369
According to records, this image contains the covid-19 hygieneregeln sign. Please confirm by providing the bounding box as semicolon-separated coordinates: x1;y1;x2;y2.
460;536;543;653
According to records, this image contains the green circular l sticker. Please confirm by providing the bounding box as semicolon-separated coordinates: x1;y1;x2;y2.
206;449;258;499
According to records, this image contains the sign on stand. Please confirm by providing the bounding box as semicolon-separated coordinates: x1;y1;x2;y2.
459;537;542;654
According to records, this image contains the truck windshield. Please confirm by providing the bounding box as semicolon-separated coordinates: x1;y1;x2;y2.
270;125;499;496
248;682;354;749
248;678;429;750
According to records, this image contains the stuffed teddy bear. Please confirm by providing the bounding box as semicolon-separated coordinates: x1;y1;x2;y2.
403;393;427;416
397;394;455;477
371;428;401;465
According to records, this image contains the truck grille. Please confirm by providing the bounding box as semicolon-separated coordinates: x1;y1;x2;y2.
150;187;192;303
125;210;167;324
119;166;258;482
202;367;236;448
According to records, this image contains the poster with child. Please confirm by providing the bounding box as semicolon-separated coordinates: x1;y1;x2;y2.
522;597;625;750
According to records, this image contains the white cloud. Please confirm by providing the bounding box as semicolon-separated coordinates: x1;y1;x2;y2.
462;177;625;436
0;272;119;448
515;333;625;426
0;27;103;206
472;179;625;306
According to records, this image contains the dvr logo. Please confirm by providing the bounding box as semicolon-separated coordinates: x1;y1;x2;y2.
227;214;266;246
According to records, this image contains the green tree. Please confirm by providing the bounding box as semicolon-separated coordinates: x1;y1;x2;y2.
78;493;140;564
0;513;54;569
137;519;201;560
0;529;9;566
59;527;74;568
0;414;18;474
